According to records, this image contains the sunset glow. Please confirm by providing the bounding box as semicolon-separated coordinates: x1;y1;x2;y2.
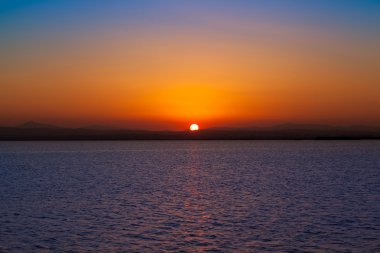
0;1;379;129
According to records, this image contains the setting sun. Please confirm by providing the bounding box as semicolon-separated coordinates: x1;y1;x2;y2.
190;124;199;131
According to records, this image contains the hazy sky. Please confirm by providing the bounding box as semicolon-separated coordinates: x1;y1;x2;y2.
1;0;380;129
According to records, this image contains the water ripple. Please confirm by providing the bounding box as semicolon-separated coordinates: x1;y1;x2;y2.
0;141;379;252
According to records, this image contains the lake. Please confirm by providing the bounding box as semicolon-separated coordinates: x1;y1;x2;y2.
0;141;379;252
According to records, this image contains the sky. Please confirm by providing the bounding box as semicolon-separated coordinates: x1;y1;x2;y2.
1;0;380;130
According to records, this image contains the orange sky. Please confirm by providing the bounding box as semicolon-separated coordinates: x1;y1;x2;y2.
1;1;379;130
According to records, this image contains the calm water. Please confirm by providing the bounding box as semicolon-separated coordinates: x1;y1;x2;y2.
0;141;379;252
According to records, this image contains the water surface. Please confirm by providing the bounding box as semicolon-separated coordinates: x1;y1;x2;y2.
0;141;379;252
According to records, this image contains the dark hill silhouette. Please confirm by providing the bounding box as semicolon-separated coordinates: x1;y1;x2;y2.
0;122;379;140
18;121;62;129
79;124;119;131
270;123;337;130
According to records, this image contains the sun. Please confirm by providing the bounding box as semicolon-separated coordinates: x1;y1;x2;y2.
190;123;199;131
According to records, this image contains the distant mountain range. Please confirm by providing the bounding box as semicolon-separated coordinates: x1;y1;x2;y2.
18;121;63;129
0;121;379;140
